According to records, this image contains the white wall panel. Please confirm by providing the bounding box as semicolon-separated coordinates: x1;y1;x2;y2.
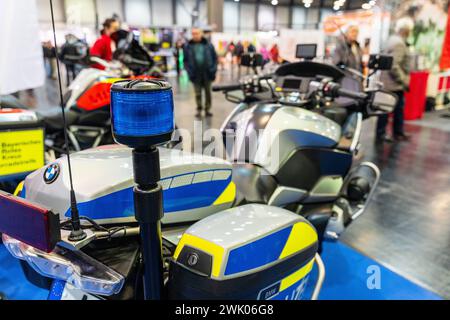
306;8;319;27
125;0;151;27
65;0;96;26
223;1;239;33
96;0;123;24
37;0;65;23
275;6;289;28
258;4;274;30
152;0;173;26
240;3;255;31
176;0;195;27
292;7;306;29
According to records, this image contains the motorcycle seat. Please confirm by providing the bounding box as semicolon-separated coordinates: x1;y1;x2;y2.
38;108;79;131
77;110;110;127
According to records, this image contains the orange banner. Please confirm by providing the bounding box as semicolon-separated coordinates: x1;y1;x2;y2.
439;6;450;70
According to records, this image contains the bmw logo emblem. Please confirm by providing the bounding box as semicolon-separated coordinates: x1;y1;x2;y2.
43;163;60;184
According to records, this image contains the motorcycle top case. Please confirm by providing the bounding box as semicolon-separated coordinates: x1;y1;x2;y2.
168;204;318;300
20;145;236;225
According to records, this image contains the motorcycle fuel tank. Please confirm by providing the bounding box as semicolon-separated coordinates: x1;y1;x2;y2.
222;103;341;176
20;145;236;225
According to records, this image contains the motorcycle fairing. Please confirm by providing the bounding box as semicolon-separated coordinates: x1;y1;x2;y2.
223;104;341;175
64;68;110;110
22;145;235;225
76;80;120;111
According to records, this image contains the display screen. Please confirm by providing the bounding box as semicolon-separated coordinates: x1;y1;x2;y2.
283;79;302;90
296;44;317;59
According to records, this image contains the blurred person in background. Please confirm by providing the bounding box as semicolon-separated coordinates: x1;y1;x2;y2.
260;43;270;68
42;41;57;79
234;41;244;64
59;34;88;83
270;44;280;63
244;40;256;53
217;41;227;71
376;17;414;143
174;38;185;77
333;24;363;73
184;28;217;118
90;18;120;70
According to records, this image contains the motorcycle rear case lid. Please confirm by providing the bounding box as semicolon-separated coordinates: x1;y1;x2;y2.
21;145;235;225
168;204;318;300
0;108;40;129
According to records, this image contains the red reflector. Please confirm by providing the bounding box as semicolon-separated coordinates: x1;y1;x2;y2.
0;191;60;252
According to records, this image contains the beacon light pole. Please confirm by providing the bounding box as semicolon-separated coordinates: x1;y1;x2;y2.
110;79;174;300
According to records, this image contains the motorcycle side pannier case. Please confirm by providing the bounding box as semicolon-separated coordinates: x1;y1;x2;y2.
168;204;318;300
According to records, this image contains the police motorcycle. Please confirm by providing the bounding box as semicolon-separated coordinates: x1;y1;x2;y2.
213;51;396;242
0;55;396;300
0;77;325;301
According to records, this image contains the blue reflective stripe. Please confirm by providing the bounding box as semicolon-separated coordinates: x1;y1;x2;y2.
20;186;26;198
225;226;292;276
64;171;230;220
47;280;65;300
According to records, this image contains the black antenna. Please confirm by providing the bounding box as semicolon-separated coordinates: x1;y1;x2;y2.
49;0;86;241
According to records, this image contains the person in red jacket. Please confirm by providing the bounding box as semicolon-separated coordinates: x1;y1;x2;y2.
90;18;120;70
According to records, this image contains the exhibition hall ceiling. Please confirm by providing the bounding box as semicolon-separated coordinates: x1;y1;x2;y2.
233;0;372;10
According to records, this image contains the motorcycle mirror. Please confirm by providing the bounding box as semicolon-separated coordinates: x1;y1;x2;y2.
368;54;393;71
370;90;398;114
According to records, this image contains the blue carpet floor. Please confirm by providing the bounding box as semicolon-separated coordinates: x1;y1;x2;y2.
305;241;442;300
0;240;442;300
0;244;49;300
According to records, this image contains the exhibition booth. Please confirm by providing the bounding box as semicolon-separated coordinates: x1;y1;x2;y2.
0;0;449;305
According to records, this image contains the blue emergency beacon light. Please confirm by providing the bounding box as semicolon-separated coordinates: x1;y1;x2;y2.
111;79;174;300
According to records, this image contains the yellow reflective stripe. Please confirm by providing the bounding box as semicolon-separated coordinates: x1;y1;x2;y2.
13;181;24;196
173;233;225;278
279;259;314;291
213;181;236;206
100;78;125;84
279;222;318;260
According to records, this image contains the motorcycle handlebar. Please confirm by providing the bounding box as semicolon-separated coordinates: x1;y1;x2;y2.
213;74;274;92
335;87;368;100
212;84;242;92
310;81;368;101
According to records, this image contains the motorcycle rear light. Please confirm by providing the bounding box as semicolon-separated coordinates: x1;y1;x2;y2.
2;234;125;296
0;191;60;253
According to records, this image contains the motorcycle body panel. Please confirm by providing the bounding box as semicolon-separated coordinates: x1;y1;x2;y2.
222;103;349;205
169;204;318;300
22;145;235;225
65;68;111;110
224;103;341;173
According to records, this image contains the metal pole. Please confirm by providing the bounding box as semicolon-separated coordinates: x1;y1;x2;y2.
132;147;164;300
